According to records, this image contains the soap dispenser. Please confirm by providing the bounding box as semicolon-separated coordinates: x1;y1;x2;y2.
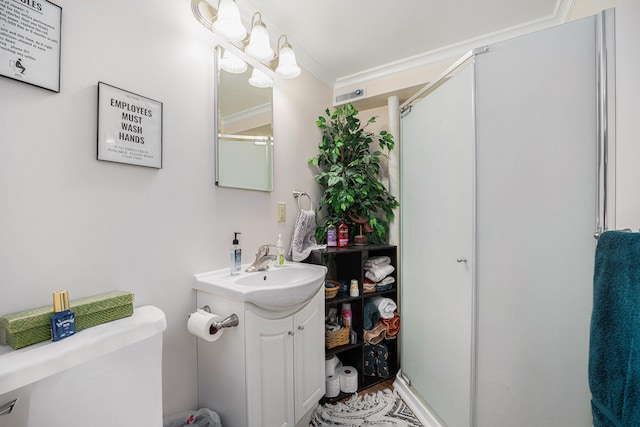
276;234;285;267
230;232;242;275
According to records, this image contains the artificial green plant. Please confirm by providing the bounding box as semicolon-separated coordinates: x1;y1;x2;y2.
308;103;399;245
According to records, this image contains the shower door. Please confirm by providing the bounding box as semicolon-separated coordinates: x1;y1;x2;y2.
400;11;611;427
400;63;476;427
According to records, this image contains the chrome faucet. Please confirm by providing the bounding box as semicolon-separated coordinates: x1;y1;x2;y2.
245;244;277;272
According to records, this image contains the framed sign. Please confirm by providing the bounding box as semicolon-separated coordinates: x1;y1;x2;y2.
97;82;163;169
0;0;62;92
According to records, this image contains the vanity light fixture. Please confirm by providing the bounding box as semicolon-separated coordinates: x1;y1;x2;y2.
192;0;301;80
220;49;247;74
245;12;274;62
211;0;246;42
275;35;301;79
248;67;273;88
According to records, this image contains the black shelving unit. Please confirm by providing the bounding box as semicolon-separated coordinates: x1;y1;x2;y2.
305;244;399;402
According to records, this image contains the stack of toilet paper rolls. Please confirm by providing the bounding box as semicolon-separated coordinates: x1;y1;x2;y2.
325;355;358;397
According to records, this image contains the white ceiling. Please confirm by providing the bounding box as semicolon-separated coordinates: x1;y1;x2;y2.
237;0;577;87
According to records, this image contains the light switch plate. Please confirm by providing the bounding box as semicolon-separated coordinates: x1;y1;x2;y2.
277;202;286;222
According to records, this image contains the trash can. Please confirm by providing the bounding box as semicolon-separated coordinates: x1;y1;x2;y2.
163;408;223;427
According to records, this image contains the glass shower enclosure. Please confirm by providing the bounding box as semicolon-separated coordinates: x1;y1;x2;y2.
398;10;615;427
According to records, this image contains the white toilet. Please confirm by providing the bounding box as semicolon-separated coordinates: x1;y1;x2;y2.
0;305;166;427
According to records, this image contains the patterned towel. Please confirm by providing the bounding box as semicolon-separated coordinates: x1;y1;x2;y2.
288;209;325;261
364;342;390;378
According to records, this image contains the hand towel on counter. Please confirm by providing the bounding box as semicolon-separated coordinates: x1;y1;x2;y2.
589;231;640;427
365;264;395;283
370;296;397;319
288;209;325;262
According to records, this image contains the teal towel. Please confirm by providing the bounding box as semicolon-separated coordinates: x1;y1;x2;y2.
589;231;640;427
363;298;381;330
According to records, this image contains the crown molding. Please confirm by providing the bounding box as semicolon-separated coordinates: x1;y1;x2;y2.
334;0;576;90
234;0;577;90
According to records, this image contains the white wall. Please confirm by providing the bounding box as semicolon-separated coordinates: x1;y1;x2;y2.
0;0;331;416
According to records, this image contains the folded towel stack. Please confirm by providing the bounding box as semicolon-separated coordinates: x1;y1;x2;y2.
363;297;400;344
364;277;395;293
363;256;395;291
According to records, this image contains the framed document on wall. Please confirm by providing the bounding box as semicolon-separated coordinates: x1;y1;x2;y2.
0;0;62;92
97;82;163;169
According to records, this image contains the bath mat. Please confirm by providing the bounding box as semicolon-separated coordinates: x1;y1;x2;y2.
311;389;423;426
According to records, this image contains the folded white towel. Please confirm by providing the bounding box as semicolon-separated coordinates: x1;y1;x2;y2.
288;209;325;261
377;276;395;286
371;296;397;319
365;264;395;282
363;256;391;270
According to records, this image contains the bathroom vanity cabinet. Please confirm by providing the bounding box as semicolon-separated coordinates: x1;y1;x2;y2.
245;289;325;425
195;285;325;427
306;244;399;402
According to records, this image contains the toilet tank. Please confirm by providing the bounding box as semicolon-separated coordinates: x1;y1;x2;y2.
0;305;166;427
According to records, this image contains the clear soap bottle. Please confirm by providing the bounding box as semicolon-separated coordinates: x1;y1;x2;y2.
276;234;285;267
230;232;242;275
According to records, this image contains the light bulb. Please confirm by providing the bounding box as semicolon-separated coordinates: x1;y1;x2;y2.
248;68;273;88
212;0;246;42
245;23;274;61
220;50;247;74
276;45;301;79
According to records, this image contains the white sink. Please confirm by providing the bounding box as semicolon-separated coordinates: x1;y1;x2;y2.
194;262;327;311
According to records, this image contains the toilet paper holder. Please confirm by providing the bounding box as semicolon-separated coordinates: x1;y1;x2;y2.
200;305;239;333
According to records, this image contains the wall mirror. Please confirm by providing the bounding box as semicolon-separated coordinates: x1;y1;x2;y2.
215;46;274;192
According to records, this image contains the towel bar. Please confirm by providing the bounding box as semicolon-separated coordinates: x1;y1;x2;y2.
293;190;313;211
594;228;633;239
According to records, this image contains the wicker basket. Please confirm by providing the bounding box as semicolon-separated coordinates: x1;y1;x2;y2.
325;286;339;299
325;326;350;349
325;280;340;299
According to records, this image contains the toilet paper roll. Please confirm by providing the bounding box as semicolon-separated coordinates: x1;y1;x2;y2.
325;374;340;398
187;309;225;342
325;355;336;377
337;366;358;393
